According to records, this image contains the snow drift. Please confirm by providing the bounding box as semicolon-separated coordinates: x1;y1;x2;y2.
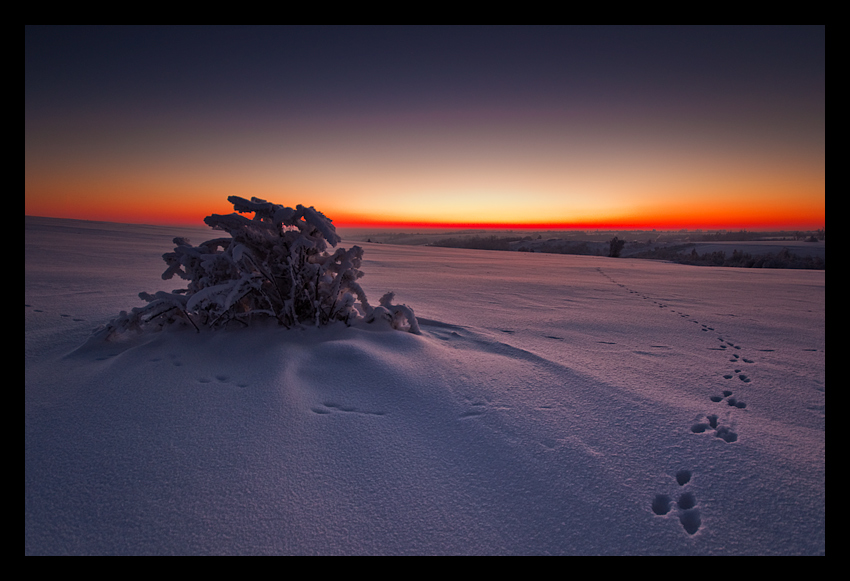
25;217;824;555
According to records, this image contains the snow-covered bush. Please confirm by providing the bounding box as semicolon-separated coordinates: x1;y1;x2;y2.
101;196;419;338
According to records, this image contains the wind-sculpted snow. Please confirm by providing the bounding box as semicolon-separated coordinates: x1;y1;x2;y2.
26;217;824;555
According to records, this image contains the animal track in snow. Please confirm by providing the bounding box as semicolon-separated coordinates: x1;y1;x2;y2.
312;401;386;417
677;491;697;510
459;401;490;419
724;367;753;381
599;269;740;507
26;303;86;322
710;390;746;408
691;413;738;442
196;374;249;387
679;507;702;535
713;426;738;443
690;413;718;432
651;494;672;515
651;470;701;535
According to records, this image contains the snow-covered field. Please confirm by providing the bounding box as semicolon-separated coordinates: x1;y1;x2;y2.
25;216;825;555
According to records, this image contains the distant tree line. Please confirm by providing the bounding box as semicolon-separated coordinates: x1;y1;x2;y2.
429;235;525;251
630;245;824;269
427;235;824;269
697;229;825;242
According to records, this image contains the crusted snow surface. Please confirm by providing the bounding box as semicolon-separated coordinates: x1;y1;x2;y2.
25;217;824;555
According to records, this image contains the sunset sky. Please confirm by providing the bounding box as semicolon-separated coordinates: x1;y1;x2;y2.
25;26;825;230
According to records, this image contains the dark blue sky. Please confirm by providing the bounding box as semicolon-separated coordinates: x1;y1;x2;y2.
26;26;824;115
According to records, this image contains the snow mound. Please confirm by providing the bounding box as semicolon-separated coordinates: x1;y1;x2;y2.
26;218;824;555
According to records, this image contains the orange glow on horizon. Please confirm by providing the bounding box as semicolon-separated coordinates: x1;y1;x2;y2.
26;163;824;232
329;214;825;232
325;195;825;231
25;110;824;233
25;183;824;232
25;208;824;233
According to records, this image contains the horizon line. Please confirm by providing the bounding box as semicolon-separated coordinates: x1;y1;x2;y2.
26;214;825;233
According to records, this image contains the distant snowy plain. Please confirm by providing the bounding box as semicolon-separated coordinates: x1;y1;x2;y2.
25;217;825;555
